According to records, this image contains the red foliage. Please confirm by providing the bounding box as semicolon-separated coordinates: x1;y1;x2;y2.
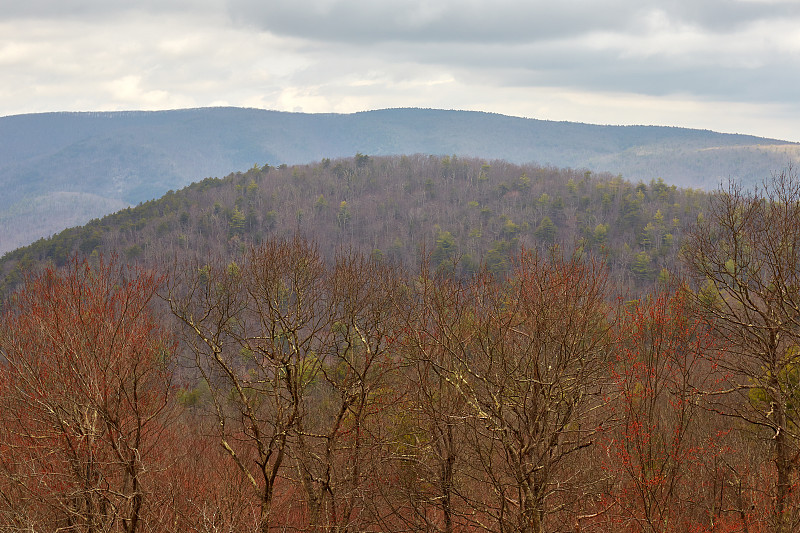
0;256;174;532
595;289;759;532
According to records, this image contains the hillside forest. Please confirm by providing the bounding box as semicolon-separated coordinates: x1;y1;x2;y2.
0;154;707;296
2;107;798;255
1;156;800;532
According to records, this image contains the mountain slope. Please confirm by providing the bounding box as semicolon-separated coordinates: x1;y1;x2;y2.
0;155;709;299
1;107;796;254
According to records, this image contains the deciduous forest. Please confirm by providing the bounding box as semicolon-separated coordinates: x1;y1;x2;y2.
2;108;796;254
0;155;707;296
1;157;800;532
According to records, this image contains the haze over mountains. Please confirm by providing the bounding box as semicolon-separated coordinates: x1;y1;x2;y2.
2;106;799;255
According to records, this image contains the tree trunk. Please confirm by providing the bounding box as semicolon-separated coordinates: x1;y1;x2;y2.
774;412;791;533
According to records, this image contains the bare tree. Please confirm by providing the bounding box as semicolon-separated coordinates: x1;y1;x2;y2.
292;251;407;533
0;256;174;533
391;265;476;533
166;237;330;533
604;288;722;531
407;250;612;533
683;167;800;533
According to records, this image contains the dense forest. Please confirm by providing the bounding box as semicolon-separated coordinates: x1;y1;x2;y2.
0;154;708;297
2;157;800;532
2;107;798;254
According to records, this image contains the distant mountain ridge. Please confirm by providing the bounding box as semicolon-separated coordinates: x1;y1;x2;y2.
1;107;798;255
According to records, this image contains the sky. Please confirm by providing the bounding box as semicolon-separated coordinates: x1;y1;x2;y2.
2;0;800;141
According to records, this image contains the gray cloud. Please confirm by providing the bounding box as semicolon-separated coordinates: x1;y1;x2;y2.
657;0;799;31
226;0;640;44
225;0;798;44
217;0;800;106
1;0;222;19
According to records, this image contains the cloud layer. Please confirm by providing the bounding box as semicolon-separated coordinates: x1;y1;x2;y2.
2;0;799;141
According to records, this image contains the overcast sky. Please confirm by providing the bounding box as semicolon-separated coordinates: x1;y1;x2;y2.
2;0;799;141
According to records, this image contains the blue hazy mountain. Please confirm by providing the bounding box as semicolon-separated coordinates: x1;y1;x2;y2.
1;107;798;254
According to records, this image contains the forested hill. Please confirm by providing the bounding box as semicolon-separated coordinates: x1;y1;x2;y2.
2;107;798;254
0;154;710;297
